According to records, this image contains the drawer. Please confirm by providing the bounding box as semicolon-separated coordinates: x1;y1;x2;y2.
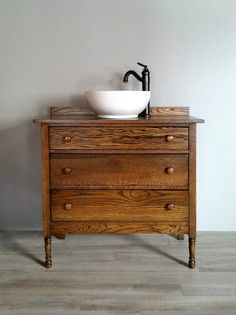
49;127;188;150
50;154;188;189
51;190;189;222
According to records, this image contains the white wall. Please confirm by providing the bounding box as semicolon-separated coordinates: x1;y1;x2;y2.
0;0;236;230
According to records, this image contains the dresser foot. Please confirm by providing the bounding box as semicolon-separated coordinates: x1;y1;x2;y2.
44;237;52;268
188;237;196;269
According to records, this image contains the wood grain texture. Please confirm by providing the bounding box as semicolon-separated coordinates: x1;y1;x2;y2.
34;114;204;125
40;125;50;238
50;154;189;189
189;124;197;238
151;106;189;116
51;190;189;222
50;105;95;116
50;222;188;234
49;126;188;150
34;108;203;268
50;106;189;116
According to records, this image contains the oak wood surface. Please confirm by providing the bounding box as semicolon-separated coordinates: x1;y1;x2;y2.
50;154;188;189
50;222;189;234
34;106;203;268
34;114;204;125
150;106;189;115
41;125;50;238
51;189;189;222
189;124;197;239
49;126;188;150
50;106;190;116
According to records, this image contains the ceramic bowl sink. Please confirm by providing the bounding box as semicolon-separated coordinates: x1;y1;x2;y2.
85;90;151;118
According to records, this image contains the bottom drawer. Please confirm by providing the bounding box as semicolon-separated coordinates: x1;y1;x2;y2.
51;190;189;222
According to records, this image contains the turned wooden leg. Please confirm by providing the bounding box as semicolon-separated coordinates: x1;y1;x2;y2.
54;234;65;239
44;237;52;269
177;234;184;240
188;237;196;269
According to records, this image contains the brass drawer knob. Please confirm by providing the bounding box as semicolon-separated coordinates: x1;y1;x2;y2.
166;167;174;175
64;203;72;210
63;167;72;174
63;135;71;143
166;203;174;210
166;135;174;142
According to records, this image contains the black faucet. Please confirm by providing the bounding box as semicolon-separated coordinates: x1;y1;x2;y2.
123;62;150;118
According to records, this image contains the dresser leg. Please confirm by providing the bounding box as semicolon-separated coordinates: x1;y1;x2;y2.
44;237;52;269
177;234;184;240
188;237;196;269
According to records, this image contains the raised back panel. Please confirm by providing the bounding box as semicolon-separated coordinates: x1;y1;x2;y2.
50;106;189;116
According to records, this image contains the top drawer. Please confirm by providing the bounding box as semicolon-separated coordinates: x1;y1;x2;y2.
49;127;188;150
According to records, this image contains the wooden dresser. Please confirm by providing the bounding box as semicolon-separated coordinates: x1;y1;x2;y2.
34;106;204;269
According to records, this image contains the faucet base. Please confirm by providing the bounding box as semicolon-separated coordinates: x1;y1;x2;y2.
139;102;150;118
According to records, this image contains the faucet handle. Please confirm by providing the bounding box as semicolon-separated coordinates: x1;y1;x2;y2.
137;62;148;69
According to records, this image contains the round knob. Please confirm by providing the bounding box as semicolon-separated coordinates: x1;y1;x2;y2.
166;203;174;210
63;167;71;174
63;135;71;143
166;135;174;142
64;203;72;210
166;167;174;175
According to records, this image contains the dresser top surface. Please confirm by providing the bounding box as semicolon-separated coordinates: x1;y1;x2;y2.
34;114;204;125
34;106;204;125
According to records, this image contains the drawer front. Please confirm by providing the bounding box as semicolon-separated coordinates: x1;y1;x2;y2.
51;190;189;222
50;154;188;188
49;127;188;150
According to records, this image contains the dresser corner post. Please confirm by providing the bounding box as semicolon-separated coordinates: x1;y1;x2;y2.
41;124;52;268
188;123;197;269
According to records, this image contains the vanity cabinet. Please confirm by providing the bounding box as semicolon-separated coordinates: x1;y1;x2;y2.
34;106;203;268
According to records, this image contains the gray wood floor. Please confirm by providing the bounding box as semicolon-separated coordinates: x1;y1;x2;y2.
0;231;236;315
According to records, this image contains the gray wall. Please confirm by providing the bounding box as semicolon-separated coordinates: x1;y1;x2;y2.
0;0;236;230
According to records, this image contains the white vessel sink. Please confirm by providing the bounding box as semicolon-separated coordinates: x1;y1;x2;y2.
85;90;151;118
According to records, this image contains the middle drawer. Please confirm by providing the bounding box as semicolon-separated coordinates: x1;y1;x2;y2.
50;154;188;189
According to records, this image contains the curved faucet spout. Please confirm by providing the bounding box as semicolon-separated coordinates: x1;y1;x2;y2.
123;62;150;118
123;70;142;83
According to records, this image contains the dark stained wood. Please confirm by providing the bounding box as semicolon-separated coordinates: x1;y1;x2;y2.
50;149;190;154
189;124;196;239
51;190;189;222
49;127;188;150
188;237;196;269
50;154;188;189
50;222;189;234
34;114;204;125
34;106;203;268
44;237;52;269
41;125;50;238
188;123;197;268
